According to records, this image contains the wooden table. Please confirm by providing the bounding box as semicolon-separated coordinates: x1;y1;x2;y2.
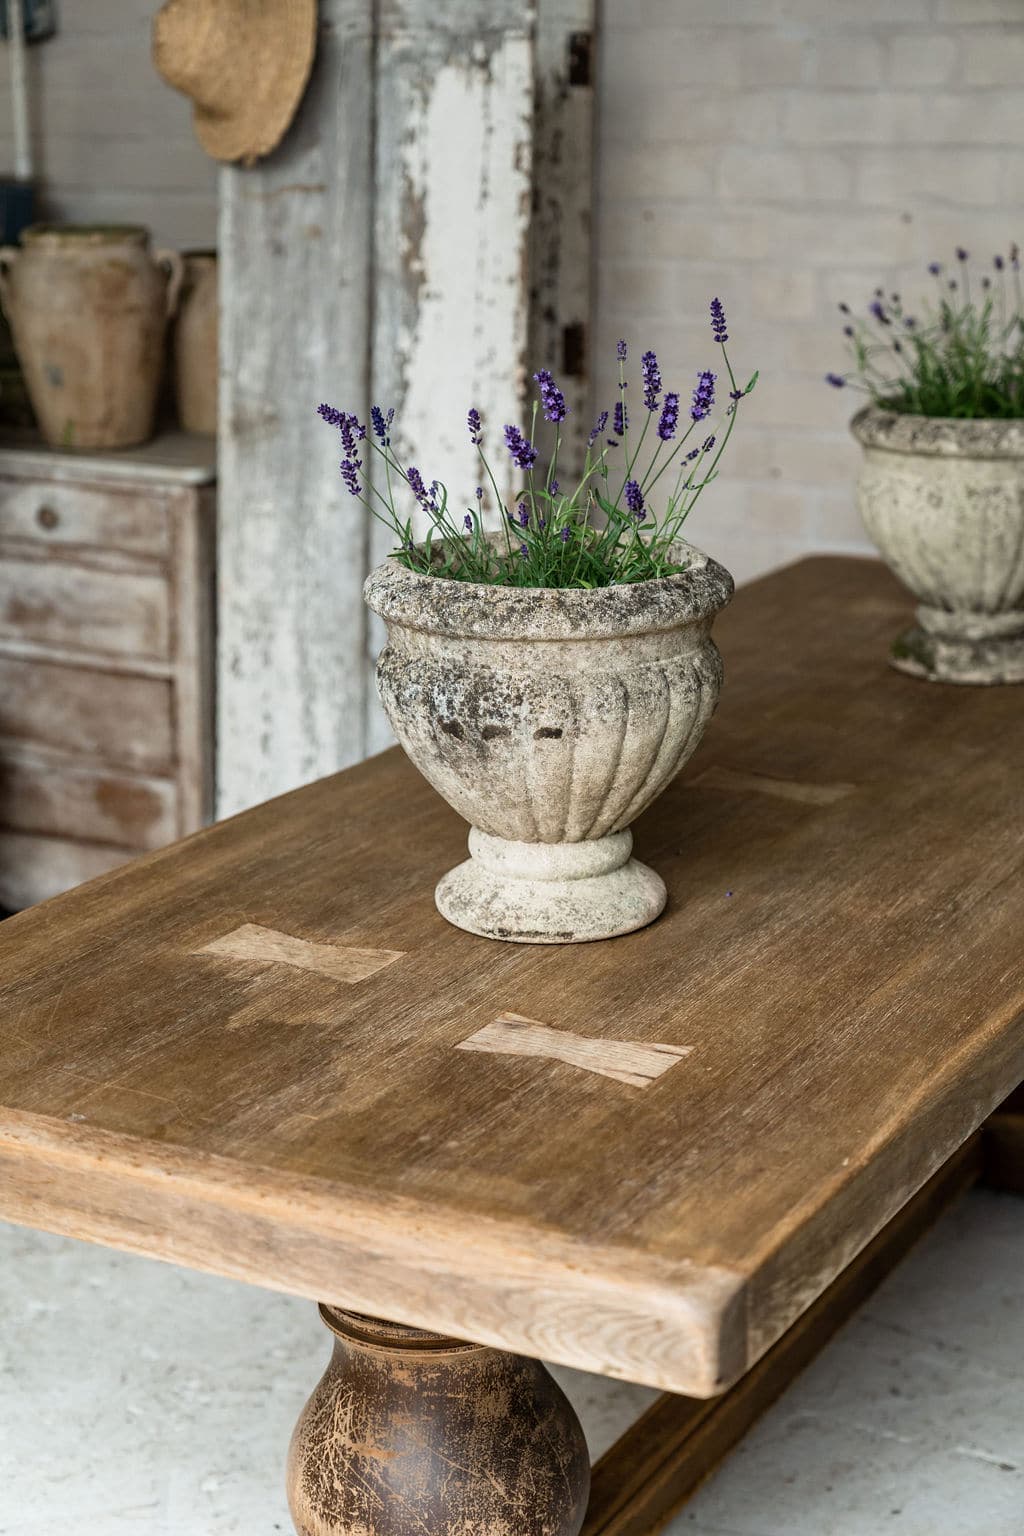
1;556;1022;1535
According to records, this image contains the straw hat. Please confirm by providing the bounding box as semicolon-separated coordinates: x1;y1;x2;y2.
153;0;317;166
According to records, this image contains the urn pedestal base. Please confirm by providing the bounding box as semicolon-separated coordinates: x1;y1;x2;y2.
435;828;667;944
890;604;1024;686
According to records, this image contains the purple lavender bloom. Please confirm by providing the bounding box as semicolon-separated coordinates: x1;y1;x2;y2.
624;479;645;519
341;413;367;456
656;391;680;440
476;486;484;503
825;372;846;388
686;447;700;461
406;465;432;512
588;409;609;447
517;501;530;528
467;407;483;445
641;350;662;411
463;513;473;532
504;423;538;470
613;400;628;437
702;435;716;452
690;370;716;422
730;388;744;400
928;262;942;275
616;339;628;361
339;458;361;496
550;479;560;495
533;369;568;423
370;405;389;442
843;325;854;337
956;246;969;262
519;543;529;558
869;299;889;324
558;526;572;543
317;403;346;427
710;297;728;343
995;254;1006;272
904;316;917;329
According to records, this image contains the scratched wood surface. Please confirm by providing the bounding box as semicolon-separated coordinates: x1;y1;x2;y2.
1;557;1023;1397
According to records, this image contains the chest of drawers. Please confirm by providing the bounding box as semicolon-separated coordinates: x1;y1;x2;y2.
0;434;215;909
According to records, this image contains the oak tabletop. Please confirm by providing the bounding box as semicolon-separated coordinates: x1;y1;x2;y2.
1;556;1022;1397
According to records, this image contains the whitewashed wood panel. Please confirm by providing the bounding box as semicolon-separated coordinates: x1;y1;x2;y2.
217;0;374;817
0;478;171;557
0;831;131;911
0;747;178;850
0;656;175;772
0;557;169;660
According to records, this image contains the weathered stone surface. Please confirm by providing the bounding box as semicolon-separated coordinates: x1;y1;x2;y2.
363;541;734;942
852;405;1024;685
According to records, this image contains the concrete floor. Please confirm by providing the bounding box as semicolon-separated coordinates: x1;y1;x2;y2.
0;1189;1020;1535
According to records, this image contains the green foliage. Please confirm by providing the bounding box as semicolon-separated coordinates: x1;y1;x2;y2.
829;251;1024;419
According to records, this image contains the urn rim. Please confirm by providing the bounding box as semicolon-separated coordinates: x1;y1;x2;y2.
851;403;1024;460
363;537;734;641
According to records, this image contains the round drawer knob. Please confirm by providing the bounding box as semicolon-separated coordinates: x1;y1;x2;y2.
36;505;59;530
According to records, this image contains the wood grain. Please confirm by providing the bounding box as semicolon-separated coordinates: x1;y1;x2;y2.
0;553;169;658
0;477;172;556
1;557;1022;1396
199;924;406;984
457;1014;691;1088
582;1136;982;1536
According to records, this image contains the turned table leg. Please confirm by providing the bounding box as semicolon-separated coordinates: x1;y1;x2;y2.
287;1307;591;1536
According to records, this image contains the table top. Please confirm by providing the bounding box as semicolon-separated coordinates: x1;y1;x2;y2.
1;556;1021;1397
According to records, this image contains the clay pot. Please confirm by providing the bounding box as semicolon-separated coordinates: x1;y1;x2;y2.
363;541;733;943
287;1308;590;1536
0;224;183;449
174;250;218;435
852;406;1024;685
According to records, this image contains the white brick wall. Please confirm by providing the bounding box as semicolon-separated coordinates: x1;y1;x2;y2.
593;0;1024;584
0;1;217;250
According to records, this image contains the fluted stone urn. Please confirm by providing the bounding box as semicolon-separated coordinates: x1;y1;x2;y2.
852;406;1024;685
363;540;733;943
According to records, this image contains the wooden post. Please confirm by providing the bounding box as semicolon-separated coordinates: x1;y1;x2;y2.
218;0;595;811
287;1306;590;1536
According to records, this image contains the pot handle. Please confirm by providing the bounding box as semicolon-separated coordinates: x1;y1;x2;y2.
155;247;185;319
0;246;19;320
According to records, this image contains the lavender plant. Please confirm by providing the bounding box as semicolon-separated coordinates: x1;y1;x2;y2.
827;247;1024;419
318;299;757;588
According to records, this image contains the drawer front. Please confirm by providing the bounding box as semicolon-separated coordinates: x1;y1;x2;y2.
0;830;131;911
0;751;178;850
0;478;171;557
0;556;170;659
0;655;175;774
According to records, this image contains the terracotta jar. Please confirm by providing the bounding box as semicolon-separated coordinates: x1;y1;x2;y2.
364;539;733;944
852;405;1024;685
0;224;183;450
174;249;218;435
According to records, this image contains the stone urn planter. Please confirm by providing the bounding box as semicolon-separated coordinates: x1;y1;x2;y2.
852;405;1024;685
0;224;183;449
364;540;733;944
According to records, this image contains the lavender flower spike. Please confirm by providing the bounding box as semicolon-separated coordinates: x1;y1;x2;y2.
613;400;628;437
656;391;680;441
406;465;432;512
690;370;716;422
340;458;361;496
616;339;628;361
624;479;646;520
503;423;538;470
534;369;568;422
370;405;391;443
641;350;662;411
467;406;483;445
825;372;846;388
588;409;609;446
710;297;728;343
317;403;346;427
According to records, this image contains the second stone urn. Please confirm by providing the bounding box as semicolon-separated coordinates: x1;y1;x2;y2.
852;405;1024;684
363;540;733;943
